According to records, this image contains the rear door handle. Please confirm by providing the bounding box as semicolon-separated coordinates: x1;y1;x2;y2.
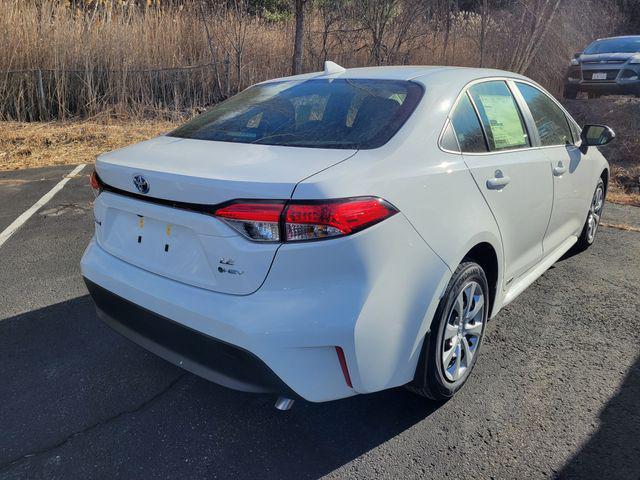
553;162;568;176
486;171;511;190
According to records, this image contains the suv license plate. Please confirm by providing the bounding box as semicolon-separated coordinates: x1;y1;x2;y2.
592;72;607;80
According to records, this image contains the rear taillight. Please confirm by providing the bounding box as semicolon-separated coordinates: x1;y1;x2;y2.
90;170;102;197
214;202;284;242
284;198;397;241
214;197;397;243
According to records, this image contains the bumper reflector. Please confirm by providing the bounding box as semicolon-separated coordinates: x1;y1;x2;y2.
335;346;353;388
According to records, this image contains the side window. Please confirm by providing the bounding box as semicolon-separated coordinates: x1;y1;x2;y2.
449;93;487;153
569;120;582;145
516;83;573;146
468;81;530;151
440;121;460;152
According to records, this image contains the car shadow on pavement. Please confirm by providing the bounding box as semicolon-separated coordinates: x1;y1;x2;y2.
0;296;441;479
555;354;640;479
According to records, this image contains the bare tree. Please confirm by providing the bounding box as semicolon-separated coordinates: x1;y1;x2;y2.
507;0;563;74
439;0;459;64
198;1;223;97
311;0;348;65
213;0;250;93
478;0;489;67
291;0;309;74
352;0;400;65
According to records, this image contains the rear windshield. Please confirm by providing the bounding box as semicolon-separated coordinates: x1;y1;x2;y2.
584;37;640;54
168;79;423;149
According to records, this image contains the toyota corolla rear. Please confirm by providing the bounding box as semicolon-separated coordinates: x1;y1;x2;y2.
81;76;449;402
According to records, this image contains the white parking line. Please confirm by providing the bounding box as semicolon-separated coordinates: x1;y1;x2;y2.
0;164;86;249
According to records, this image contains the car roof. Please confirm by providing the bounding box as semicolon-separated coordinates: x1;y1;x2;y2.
593;35;640;41
261;65;532;85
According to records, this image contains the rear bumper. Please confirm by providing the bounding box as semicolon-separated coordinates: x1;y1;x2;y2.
81;209;449;402
84;277;296;397
565;80;640;96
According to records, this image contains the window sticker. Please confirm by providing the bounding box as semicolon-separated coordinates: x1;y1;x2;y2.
478;94;527;149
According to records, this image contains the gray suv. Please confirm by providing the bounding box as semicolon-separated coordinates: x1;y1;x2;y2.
564;35;640;99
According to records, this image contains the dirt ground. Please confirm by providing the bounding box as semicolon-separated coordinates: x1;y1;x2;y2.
0;96;638;206
563;96;640;206
0;120;175;171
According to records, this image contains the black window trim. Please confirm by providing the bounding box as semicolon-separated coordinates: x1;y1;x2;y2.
512;80;583;147
438;90;490;154
439;77;536;156
438;76;583;155
468;80;533;153
465;90;492;152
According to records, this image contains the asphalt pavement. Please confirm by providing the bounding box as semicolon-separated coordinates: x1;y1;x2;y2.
0;165;638;480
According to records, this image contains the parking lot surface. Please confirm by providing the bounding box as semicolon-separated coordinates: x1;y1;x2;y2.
0;166;638;480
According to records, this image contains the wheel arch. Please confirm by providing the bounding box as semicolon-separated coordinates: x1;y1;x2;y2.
462;242;500;319
408;240;501;394
600;168;609;193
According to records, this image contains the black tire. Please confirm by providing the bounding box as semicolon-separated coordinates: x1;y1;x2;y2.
406;261;489;401
563;86;578;99
574;178;606;252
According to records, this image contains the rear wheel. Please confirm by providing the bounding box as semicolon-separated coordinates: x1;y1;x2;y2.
575;178;605;252
406;261;488;401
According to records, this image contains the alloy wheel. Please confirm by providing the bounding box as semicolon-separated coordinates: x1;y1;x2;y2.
441;281;485;382
586;183;605;243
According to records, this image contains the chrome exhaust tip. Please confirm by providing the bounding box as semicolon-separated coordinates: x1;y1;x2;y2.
274;397;295;411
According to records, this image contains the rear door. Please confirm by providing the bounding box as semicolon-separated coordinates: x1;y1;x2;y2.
514;82;593;253
451;80;553;285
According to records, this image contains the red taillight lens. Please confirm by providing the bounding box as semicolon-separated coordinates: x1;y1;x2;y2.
89;170;102;197
284;198;397;241
214;202;284;242
213;197;397;243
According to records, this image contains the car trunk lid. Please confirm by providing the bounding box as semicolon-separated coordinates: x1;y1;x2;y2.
94;136;356;295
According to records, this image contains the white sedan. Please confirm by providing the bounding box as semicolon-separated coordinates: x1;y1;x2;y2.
81;63;613;408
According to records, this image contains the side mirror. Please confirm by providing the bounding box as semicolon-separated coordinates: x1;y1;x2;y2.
580;124;615;152
573;52;582;59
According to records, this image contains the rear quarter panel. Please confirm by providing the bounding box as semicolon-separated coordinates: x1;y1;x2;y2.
294;76;505;302
292;80;506;388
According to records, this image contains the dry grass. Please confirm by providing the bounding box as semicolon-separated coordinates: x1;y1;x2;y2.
563;97;640;169
0;120;176;170
0;0;622;120
563;97;640;207
601;222;640;233
0;0;285;120
609;159;640;207
607;188;640;207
